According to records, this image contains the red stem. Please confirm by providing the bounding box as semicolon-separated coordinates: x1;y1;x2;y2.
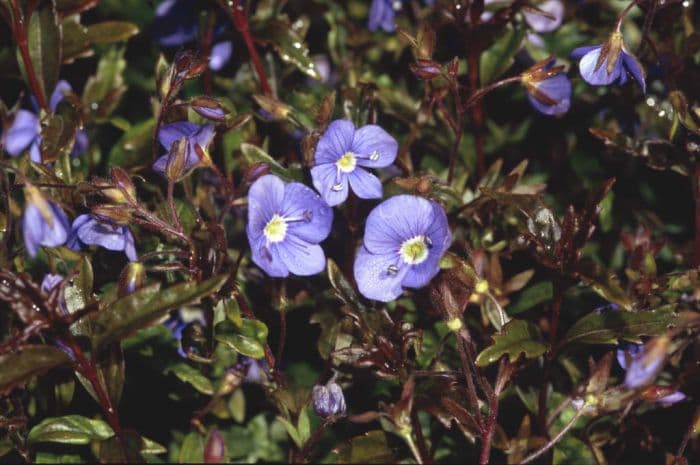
694;160;700;267
467;43;485;178
221;0;272;96
10;0;50;112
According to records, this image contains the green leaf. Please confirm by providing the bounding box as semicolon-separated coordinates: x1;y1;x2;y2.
508;281;553;315
61;18;91;63
82;47;126;119
17;0;62;106
327;431;395;463
276;416;303;448
39;112;78;163
88;275;227;350
327;259;365;310
0;345;72;395
215;317;269;359
35;452;85;463
28;415;114;445
107;118;154;167
475;319;548;367
164;363;214;395
179;432;204;463
215;333;265;359
251;17;321;80
560;306;680;348
553;436;596;465
86;21;139;44
240;142;289;179
480;24;525;84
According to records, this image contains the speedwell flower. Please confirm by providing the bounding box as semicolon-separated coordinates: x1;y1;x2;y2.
353;195;451;302
310;120;398;207
523;0;564;33
22;186;70;258
4;81;88;162
152;122;215;178
571;31;645;93
618;336;669;389
521;57;572;116
154;0;233;71
67;214;137;261
312;380;346;418
368;0;434;33
246;174;333;278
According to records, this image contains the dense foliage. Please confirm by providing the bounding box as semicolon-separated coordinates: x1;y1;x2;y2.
0;0;699;463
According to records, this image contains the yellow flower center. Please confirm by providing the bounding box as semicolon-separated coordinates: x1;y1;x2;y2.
336;152;357;173
399;235;430;265
263;214;288;243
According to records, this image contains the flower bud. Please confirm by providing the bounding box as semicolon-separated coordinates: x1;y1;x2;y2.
253;94;291;120
243;162;271;185
312;380;346;418
91;205;131;225
165;137;190;181
204;430;225;463
191;96;227;121
410;59;442;80
118;262;145;297
110;167;136;200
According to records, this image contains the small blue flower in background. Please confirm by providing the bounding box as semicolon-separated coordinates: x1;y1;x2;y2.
354;195;451;302
41;273;67;313
617;340;685;404
571;31;646;93
312;379;346;418
247;174;333;277
521;57;572;116
67;214;137;261
22;186;70;258
310;120;398;207
523;0;564;33
4;81;88;163
164;308;206;358
368;0;434;33
154;0;233;71
152;122;215;178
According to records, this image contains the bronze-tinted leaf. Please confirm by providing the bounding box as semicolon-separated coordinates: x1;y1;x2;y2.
0;345;72;394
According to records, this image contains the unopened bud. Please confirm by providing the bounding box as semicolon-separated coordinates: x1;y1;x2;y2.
165;137;190;181
312;380;346;418
118;262;145;297
92;205;131;225
253;94;291;120
191;96;227;121
410;59;442;80
243;162;271;184
204;430;225;463
110;167;136;200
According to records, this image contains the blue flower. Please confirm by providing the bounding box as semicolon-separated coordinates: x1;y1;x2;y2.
523;0;564;33
67;214;137;261
246;174;333;278
312;380;346;418
353;195;451;302
310;120;398;207
368;0;434;33
521;58;572;116
152;122;215;178
22;186;70;258
617;337;668;389
571;32;646;93
154;0;233;71
4;81;88;162
41;273;67;313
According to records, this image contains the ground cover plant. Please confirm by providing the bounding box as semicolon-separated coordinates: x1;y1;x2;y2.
0;0;699;463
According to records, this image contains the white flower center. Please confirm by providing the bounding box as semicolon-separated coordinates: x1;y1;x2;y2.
336;152;357;173
263;214;288;243
399;235;431;265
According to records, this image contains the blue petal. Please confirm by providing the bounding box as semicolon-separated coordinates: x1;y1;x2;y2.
123;228;138;261
579;47;622;86
368;0;396;32
72;129;89;156
656;391;686;405
67;214;92;250
523;0;563;33
41;274;64;293
528;74;572;116
158;122;200;150
209;41;233;71
622;51;646;93
281;182;333;243
5;110;39;156
401;201;451;288
354;246;408;302
314;120;355;164
570;45;599;60
30;142;42;163
348;168;382;199
76;217;129;252
624;350;663;389
248;232;289;277
277;238;326;276
50;80;72;112
247;174;285;240
351;124;398;168
310;163;349;207
22;202;69;257
152;155;169;177
363;195;436;254
190;123;216;150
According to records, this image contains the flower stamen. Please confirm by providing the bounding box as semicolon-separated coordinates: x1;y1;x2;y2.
336;152;357;173
399;235;430;265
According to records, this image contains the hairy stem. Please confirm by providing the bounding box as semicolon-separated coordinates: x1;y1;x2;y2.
519;407;585;465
